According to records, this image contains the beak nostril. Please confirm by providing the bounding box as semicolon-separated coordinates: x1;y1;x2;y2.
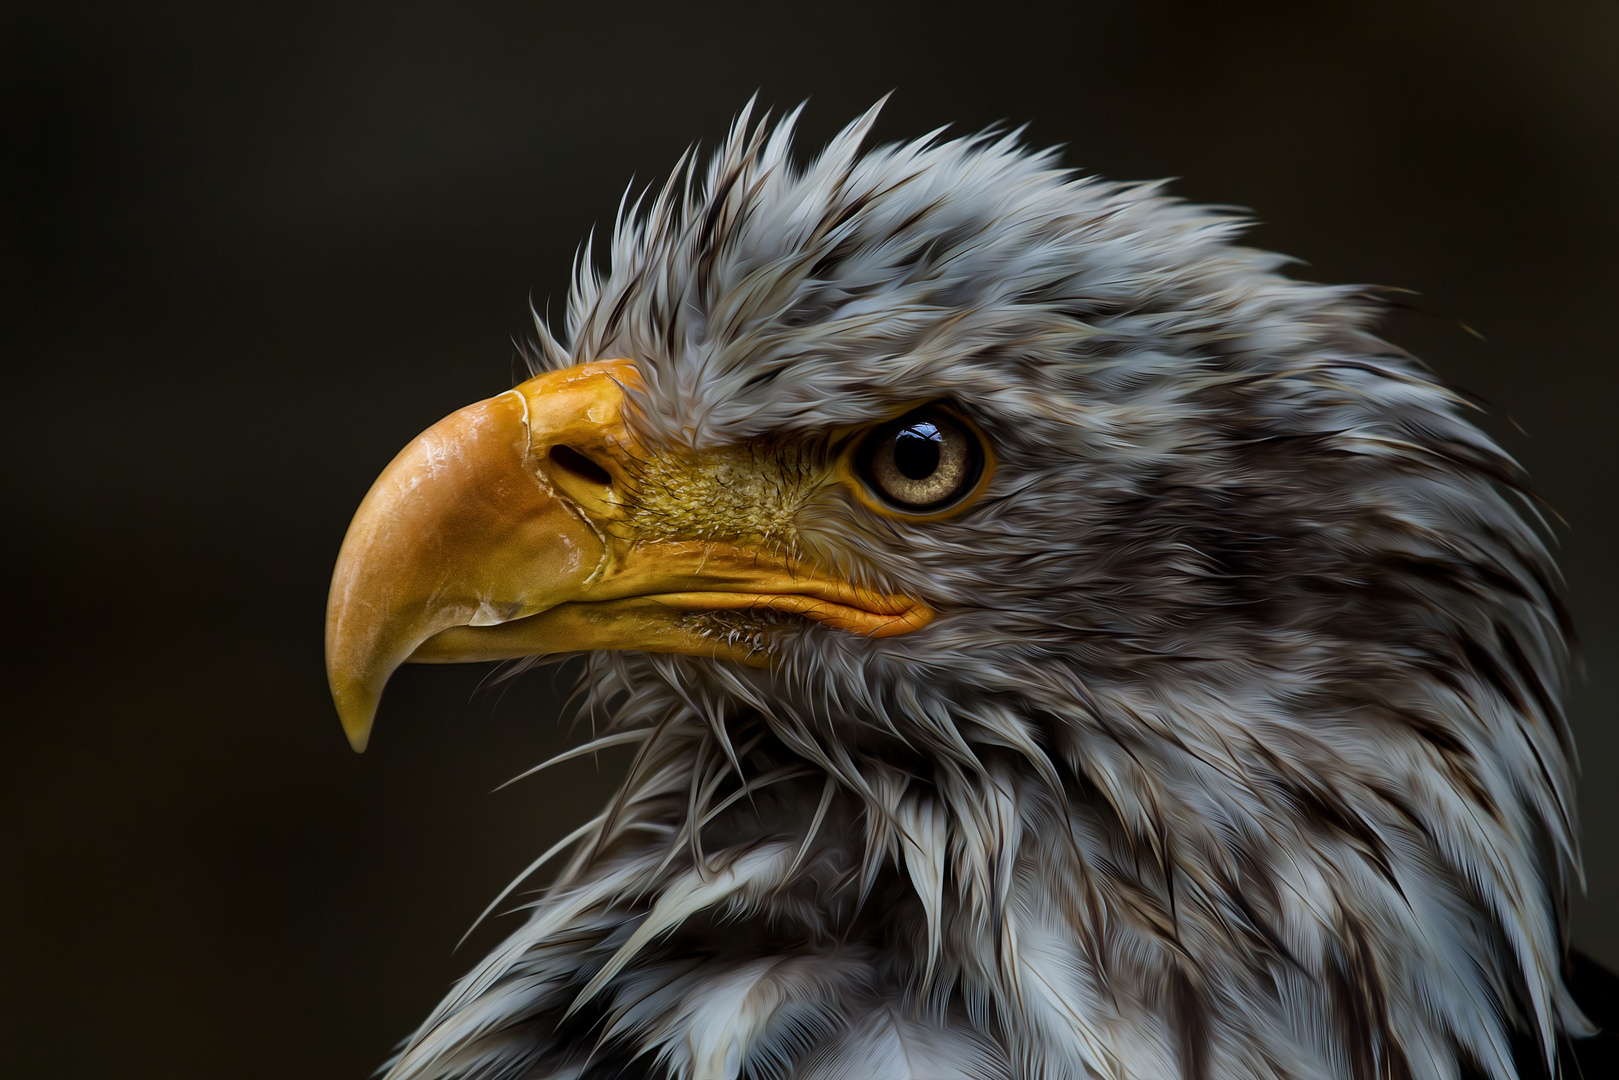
548;444;613;488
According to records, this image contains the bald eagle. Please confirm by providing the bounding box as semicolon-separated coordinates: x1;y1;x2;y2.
325;103;1604;1080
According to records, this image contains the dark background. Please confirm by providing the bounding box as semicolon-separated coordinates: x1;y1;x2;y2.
3;2;1615;1076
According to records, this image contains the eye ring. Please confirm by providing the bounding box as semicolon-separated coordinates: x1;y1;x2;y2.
854;406;986;514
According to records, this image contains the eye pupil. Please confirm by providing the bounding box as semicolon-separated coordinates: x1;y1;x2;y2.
893;423;942;480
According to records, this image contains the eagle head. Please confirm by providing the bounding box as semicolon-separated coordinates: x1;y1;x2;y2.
325;103;1583;1080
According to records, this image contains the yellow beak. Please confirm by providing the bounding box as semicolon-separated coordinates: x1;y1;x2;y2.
324;360;932;752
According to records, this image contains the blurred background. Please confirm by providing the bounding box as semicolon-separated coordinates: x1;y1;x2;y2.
3;2;1615;1076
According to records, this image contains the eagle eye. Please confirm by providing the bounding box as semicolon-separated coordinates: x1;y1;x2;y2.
857;407;984;513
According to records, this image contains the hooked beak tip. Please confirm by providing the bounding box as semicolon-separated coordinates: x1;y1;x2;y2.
334;689;378;753
344;723;373;755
